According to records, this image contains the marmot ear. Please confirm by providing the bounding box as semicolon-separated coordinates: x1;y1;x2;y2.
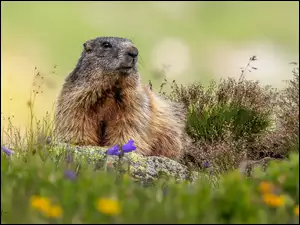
83;40;93;52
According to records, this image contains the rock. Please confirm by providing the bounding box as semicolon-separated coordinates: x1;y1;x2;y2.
48;143;199;184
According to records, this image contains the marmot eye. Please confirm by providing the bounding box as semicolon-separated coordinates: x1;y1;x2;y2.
102;42;112;49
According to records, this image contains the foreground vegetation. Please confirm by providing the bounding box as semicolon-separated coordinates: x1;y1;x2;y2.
1;147;299;223
1;59;299;223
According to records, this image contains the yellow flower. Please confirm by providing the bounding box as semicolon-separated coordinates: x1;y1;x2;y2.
47;205;63;218
30;195;63;219
263;193;285;207
30;195;51;213
259;181;274;194
294;205;299;216
96;198;121;216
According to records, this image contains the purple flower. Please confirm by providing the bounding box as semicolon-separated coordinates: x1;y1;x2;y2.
106;145;120;155
122;139;137;152
106;139;136;156
64;170;76;180
1;146;14;156
203;161;210;168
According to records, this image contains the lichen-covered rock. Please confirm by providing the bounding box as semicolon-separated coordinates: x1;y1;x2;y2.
49;143;199;183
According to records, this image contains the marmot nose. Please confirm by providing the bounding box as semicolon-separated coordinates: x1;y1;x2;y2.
126;46;138;58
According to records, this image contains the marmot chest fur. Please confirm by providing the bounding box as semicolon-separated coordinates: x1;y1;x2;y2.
55;37;187;160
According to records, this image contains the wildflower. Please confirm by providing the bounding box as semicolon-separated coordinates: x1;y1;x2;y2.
64;170;76;180
1;146;14;156
30;195;63;218
106;145;120;155
294;205;299;216
259;181;274;194
30;195;51;213
262;193;285;207
96;198;121;216
122;139;137;152
106;139;136;156
48;204;63;218
203;161;210;168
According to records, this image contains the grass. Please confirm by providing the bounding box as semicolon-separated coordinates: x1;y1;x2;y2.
1;58;299;223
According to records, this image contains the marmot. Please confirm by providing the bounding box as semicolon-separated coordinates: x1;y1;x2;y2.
54;37;187;160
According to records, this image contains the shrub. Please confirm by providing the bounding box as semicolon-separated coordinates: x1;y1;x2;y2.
186;102;271;143
160;58;298;172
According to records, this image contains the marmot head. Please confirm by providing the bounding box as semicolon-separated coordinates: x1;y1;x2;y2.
82;37;139;75
65;36;141;90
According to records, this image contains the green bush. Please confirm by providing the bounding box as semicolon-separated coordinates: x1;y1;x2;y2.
161;60;298;169
1;148;299;224
187;102;271;143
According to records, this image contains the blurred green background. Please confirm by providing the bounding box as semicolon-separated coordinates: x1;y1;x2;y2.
1;1;299;132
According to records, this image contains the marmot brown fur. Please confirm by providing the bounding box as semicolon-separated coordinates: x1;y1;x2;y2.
54;37;187;160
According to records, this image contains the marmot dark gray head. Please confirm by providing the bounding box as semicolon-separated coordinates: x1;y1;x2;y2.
66;37;140;85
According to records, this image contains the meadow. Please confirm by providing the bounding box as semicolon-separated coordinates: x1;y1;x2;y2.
1;2;299;223
1;58;299;223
